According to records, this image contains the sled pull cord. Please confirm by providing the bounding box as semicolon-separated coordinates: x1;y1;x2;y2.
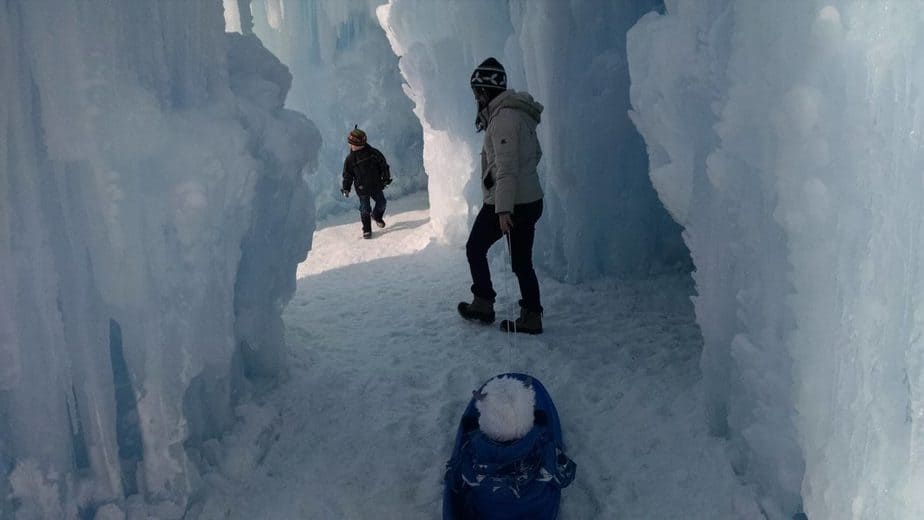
502;233;518;361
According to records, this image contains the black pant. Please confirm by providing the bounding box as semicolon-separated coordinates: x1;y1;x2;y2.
465;199;543;312
358;190;386;232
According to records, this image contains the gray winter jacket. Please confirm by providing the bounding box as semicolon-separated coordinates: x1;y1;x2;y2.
480;90;544;214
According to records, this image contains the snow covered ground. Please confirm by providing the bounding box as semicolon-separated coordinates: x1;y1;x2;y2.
195;191;760;519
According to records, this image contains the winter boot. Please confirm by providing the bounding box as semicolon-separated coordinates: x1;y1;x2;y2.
362;230;372;239
374;216;386;228
458;296;495;324
500;306;543;334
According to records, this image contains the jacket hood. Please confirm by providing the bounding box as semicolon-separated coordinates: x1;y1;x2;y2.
489;90;543;124
471;426;544;468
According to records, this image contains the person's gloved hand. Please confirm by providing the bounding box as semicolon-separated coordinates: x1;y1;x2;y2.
340;188;350;198
382;176;393;187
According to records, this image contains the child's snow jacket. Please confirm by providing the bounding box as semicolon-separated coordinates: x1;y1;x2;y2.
443;373;576;520
342;144;391;196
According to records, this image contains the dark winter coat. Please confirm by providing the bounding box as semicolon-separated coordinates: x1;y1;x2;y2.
443;373;576;520
342;144;391;196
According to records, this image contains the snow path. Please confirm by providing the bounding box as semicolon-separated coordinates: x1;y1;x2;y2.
197;192;759;519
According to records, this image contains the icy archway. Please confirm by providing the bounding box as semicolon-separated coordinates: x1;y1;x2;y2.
242;0;427;219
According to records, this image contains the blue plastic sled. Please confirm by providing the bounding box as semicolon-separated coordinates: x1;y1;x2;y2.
443;373;576;520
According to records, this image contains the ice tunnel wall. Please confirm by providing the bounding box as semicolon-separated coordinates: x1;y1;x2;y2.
629;1;924;518
378;0;688;281
233;0;688;280
239;0;426;219
0;1;318;516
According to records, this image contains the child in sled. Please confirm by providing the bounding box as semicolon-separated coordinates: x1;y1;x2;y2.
443;373;576;520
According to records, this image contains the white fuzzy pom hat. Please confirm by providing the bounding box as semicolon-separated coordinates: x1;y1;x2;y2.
474;375;536;442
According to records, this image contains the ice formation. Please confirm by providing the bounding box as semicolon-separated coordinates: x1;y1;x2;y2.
629;1;924;518
7;0;923;518
379;0;687;280
0;1;318;516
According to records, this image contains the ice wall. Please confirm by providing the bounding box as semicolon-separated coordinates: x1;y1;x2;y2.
379;0;687;280
377;0;515;243
0;1;318;517
508;0;687;280
629;1;924;518
245;0;426;219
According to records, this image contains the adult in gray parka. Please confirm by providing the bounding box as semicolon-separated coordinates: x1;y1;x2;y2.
458;57;545;334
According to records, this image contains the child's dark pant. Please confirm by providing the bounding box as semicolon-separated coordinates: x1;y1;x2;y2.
358;190;386;232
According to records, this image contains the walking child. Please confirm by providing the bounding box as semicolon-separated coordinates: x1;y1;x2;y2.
341;126;392;239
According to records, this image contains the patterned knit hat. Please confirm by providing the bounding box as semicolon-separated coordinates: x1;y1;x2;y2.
347;125;367;146
470;57;507;91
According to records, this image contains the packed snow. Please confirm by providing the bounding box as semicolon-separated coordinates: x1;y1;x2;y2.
193;193;759;519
